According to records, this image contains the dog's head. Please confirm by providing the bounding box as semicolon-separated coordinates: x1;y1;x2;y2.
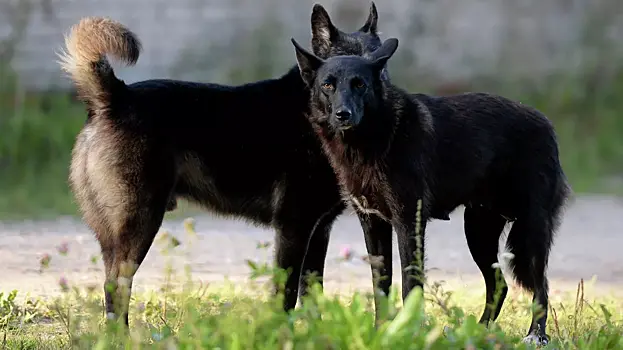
311;3;388;80
292;37;399;132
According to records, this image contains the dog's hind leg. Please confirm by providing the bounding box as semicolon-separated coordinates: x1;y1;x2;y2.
463;205;508;325
506;213;556;346
101;216;163;326
273;181;342;311
298;201;344;300
95;152;174;326
358;213;393;324
100;192;170;326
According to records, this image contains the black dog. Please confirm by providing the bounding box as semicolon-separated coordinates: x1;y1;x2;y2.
292;37;570;345
58;4;388;325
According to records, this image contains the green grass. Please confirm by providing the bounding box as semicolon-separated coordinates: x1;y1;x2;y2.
1;65;623;219
1;267;622;349
1;217;621;349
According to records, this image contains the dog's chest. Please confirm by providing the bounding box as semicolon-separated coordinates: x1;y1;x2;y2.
335;157;393;222
319;133;395;221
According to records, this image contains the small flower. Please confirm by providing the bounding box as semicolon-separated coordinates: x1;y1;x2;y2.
59;276;69;292
57;242;69;256
39;253;51;272
340;246;353;261
491;262;501;269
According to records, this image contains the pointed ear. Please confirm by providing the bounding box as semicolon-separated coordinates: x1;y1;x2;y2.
370;38;399;71
311;4;340;57
359;2;378;34
292;38;324;87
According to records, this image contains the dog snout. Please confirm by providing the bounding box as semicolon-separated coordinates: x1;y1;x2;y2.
335;108;352;121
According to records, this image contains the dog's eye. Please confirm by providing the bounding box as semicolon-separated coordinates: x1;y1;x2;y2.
322;82;334;90
353;79;366;89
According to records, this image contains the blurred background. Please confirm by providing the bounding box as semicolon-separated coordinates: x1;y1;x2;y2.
1;0;622;219
1;0;623;299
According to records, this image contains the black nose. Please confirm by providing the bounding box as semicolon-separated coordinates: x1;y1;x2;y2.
335;109;351;121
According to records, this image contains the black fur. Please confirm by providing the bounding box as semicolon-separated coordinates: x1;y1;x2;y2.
64;5;390;326
293;38;571;346
310;2;390;81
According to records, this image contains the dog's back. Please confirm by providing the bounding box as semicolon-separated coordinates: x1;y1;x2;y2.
60;18;326;232
410;92;570;219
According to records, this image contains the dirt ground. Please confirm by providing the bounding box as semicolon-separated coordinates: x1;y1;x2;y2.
1;195;622;300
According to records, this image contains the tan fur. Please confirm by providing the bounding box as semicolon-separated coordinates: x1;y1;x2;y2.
69;110;153;321
59;17;145;244
58;17;141;108
69;121;136;241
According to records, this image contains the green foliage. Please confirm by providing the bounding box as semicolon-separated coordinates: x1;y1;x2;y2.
3;258;623;349
0;83;85;218
0;290;42;329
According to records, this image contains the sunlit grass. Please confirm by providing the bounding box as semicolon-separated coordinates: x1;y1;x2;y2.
3;273;621;349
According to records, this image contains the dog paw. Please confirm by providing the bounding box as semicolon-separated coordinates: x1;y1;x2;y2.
522;333;549;347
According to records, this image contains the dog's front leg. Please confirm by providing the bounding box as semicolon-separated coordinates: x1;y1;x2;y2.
357;212;393;324
393;201;428;303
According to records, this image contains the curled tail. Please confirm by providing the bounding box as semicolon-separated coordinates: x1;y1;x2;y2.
58;17;141;109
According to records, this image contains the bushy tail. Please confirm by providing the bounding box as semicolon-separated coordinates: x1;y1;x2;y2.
506;167;571;293
58;17;141;109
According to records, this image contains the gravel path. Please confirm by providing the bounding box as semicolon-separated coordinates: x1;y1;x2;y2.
1;195;622;299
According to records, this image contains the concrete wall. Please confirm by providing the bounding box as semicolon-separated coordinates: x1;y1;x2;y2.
1;0;622;90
